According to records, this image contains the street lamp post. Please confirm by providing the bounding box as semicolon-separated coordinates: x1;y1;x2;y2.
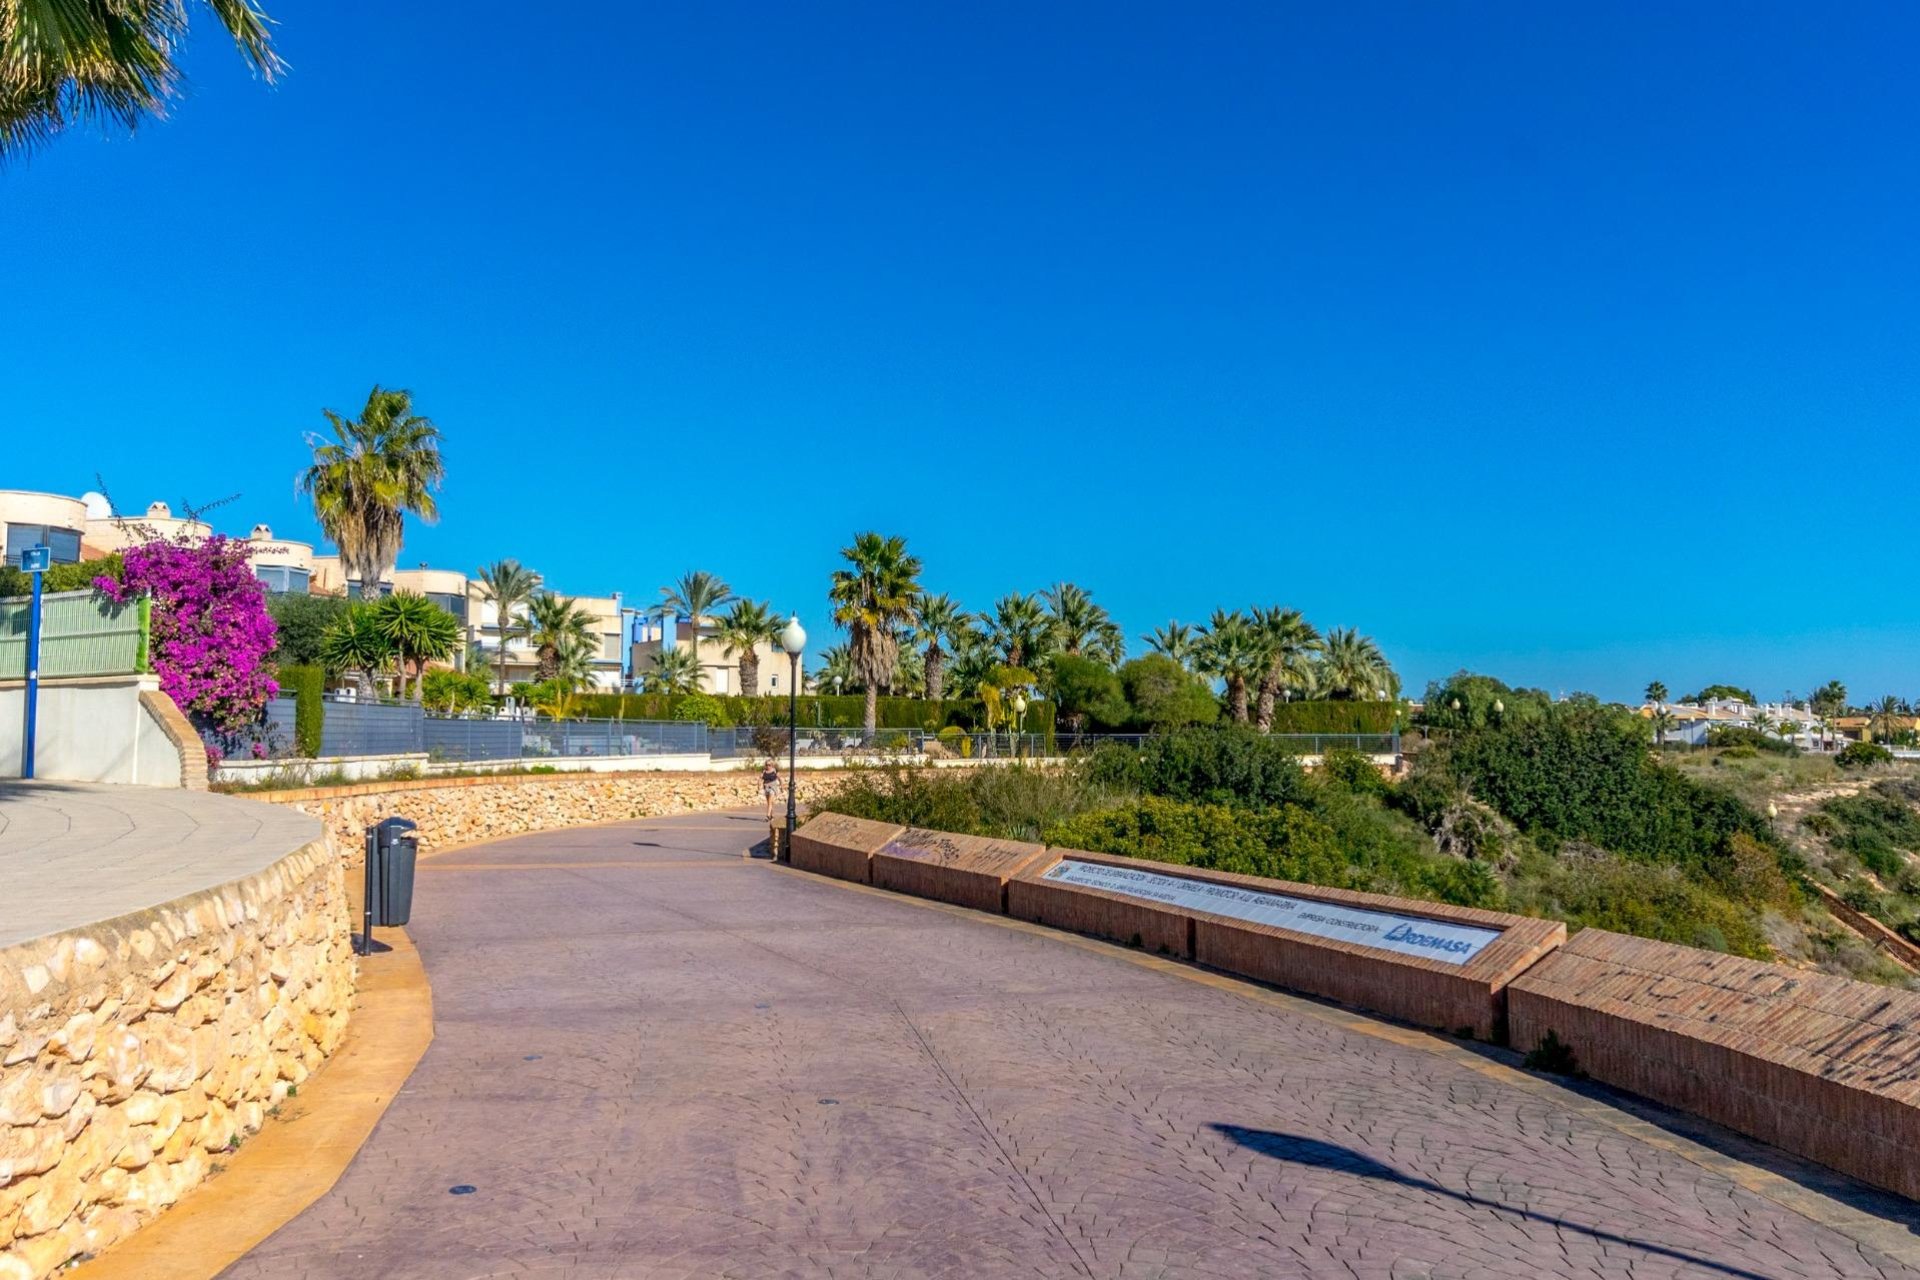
19;545;49;780
779;615;807;862
1012;692;1028;758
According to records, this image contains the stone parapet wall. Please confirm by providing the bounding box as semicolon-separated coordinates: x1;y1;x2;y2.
1508;929;1920;1204
0;840;352;1279
248;770;820;857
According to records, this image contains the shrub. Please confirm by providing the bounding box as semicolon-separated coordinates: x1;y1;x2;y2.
1817;787;1920;880
671;692;733;727
1117;656;1219;731
1048;654;1128;732
1044;796;1502;908
277;663;326;756
1836;741;1894;769
267;592;352;669
1447;702;1774;871
421;668;494;715
1318;746;1387;796
1086;726;1309;810
1705;726;1796;755
1515;854;1772;959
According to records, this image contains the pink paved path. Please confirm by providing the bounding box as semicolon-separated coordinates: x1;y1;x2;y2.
222;812;1920;1279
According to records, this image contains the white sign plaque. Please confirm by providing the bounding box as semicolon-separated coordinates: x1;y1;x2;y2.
1042;859;1501;965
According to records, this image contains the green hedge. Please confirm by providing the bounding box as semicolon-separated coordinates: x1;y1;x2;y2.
571;692;1054;736
1266;700;1399;734
277;663;326;757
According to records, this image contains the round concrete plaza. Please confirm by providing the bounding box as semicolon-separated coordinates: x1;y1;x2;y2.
222;812;1920;1280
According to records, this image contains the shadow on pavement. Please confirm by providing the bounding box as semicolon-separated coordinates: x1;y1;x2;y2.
1211;1124;1777;1280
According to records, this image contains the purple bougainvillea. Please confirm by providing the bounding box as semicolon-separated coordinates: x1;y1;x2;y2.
96;535;279;731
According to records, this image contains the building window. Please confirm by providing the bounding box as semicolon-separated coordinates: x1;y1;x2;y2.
346;580;394;600
5;524;83;565
425;591;468;622
254;565;311;594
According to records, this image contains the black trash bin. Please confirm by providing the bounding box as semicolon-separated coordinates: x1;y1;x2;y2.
360;816;419;954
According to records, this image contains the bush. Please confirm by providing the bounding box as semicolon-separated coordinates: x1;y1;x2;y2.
1318;746;1387;796
1836;741;1894;769
1514;853;1772;959
0;554;123;599
277;663;326;756
1705;726;1796;755
268;593;352;669
1817;786;1920;880
822;762;1112;843
1117;656;1219;731
421;668;494;715
568;692;1054;739
1447;702;1774;871
671;692;733;727
1086;726;1310;810
1044;796;1501;908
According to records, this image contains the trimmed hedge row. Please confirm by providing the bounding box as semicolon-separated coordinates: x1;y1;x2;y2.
277;664;326;757
571;692;1056;735
1265;700;1399;734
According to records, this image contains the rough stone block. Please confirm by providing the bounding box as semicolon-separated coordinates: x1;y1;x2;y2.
789;813;905;885
870;828;1055;914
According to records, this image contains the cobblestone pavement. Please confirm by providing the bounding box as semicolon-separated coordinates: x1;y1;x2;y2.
223;813;1920;1280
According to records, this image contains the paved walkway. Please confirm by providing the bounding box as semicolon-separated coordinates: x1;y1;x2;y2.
0;781;319;947
223;813;1920;1280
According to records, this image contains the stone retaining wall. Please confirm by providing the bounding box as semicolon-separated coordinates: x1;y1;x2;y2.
0;841;352;1279
248;770;826;856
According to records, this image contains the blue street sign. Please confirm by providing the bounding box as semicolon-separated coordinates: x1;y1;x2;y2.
19;546;50;574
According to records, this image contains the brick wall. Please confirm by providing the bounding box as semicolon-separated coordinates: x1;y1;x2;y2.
1508;929;1920;1203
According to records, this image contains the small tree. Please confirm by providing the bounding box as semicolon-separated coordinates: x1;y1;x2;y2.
94;535;278;734
1048;653;1126;735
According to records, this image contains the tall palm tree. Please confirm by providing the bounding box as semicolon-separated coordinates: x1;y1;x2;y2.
474;559;539;695
1043;582;1119;662
1196;610;1262;724
716;599;779;696
298;386;444;595
1810;679;1848;749
651;570;733;687
912;592;968;703
642;646;700;695
1644;680;1668;706
1250;606;1321;731
1651;707;1676;749
1318;627;1397;700
371;592;460;701
526;592;598;682
828;532;922;738
987;592;1049;667
1145;621;1197;669
1;0;282;158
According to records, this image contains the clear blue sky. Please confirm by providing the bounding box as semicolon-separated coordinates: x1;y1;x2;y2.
5;2;1917;703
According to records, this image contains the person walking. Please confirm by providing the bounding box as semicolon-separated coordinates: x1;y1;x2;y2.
761;757;782;823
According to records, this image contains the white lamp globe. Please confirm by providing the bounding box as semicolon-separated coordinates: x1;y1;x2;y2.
779;615;807;655
1012;694;1028;714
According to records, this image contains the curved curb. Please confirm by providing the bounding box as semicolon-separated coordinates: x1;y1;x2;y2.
70;928;434;1279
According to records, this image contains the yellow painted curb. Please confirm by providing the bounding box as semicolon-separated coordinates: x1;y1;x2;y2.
73;928;434;1280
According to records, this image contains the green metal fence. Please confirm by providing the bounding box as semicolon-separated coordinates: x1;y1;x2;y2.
0;590;149;679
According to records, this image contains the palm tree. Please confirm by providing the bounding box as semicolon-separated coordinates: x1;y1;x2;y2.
1810;679;1848;749
811;644;855;696
912;592;968;703
319;604;393;700
1145;621;1197;669
987;592;1049;667
641;646;700;695
474;559;539;695
650;571;733;687
2;0;282;158
298;387;444;596
1651;707;1676;749
1869;694;1907;744
1317;627;1397;700
828;532;922;738
1196;610;1262;724
716;599;779;696
1751;709;1776;737
1250;606;1321;731
1644;680;1668;706
526;593;597;682
371;592;460;701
